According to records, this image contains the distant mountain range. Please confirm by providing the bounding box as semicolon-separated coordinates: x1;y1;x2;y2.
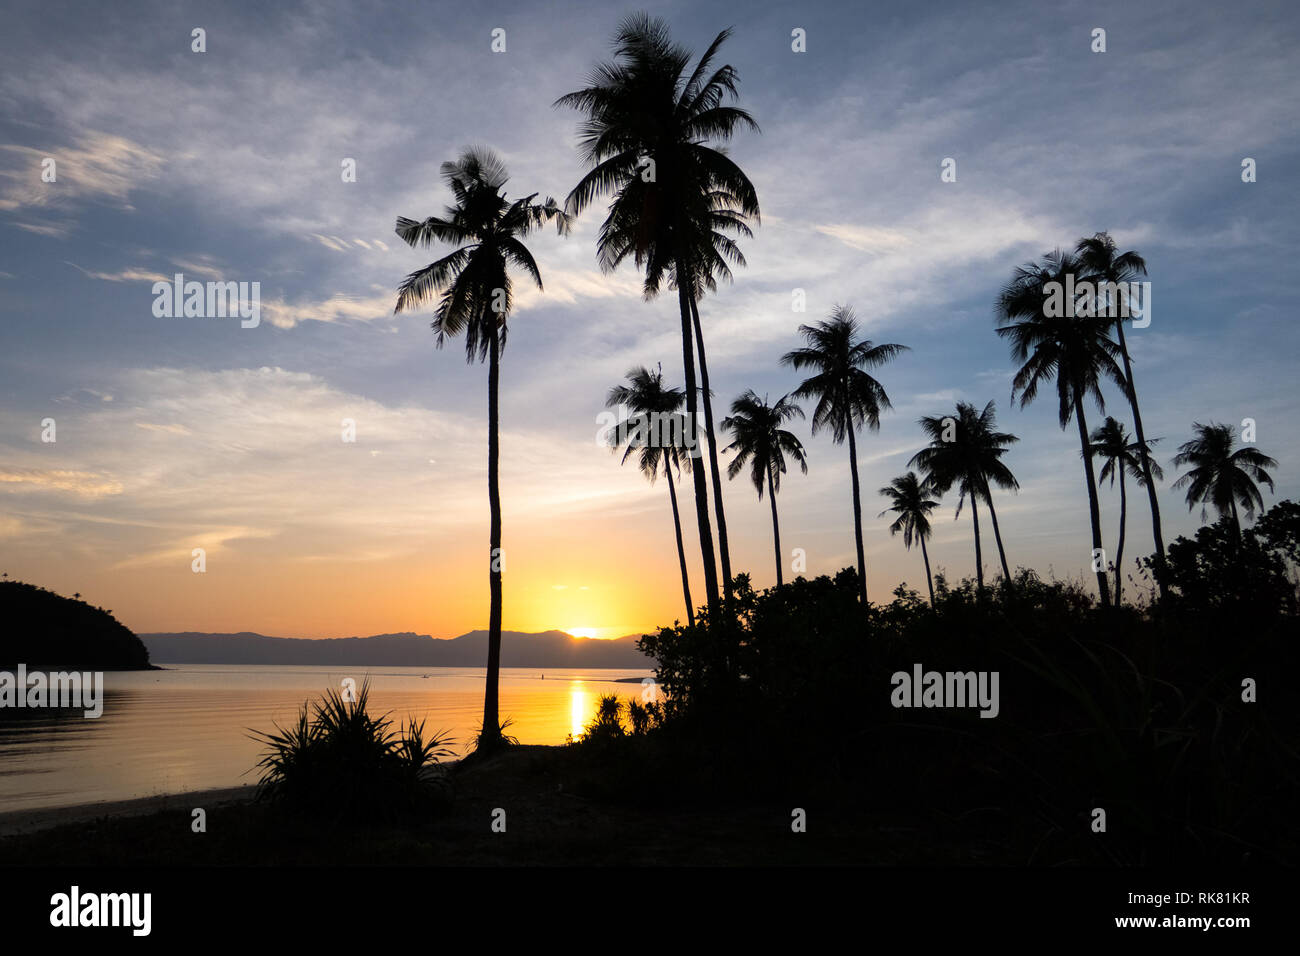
140;629;653;669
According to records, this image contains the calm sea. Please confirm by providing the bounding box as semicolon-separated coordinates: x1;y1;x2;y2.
0;664;652;812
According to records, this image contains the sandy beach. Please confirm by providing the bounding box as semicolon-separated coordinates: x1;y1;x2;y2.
0;785;256;839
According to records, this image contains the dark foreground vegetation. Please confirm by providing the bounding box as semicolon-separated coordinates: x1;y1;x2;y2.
626;501;1300;866
249;680;455;826
0;744;947;866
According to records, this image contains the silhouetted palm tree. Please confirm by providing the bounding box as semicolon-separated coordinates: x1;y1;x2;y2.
997;249;1124;607
1086;416;1162;605
606;365;695;624
782;305;908;603
1172;422;1277;538
878;472;939;605
682;201;755;609
598;190;755;608
557;13;760;617
721;390;807;586
393;147;569;753
599;190;755;611
909;401;1019;590
1076;232;1168;598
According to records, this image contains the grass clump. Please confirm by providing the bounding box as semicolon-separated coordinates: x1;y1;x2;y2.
251;679;454;826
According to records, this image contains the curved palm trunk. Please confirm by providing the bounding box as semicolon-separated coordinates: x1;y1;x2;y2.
690;296;733;604
982;483;1013;583
845;424;868;603
919;534;936;606
665;455;694;626
1115;467;1127;606
675;270;720;620
970;493;985;591
1114;319;1167;600
482;321;504;750
767;460;783;587
1073;396;1112;607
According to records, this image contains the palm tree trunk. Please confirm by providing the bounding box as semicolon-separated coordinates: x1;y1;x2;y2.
970;493;985;591
690;296;733;604
919;533;935;606
767;460;783;587
664;454;694;626
982;482;1013;583
1229;496;1242;540
1115;319;1167;599
1115;468;1127;606
1074;396;1112;607
845;424;868;603
675;269;720;620
482;321;504;750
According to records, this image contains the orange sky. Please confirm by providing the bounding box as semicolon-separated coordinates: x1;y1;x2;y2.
11;505;684;640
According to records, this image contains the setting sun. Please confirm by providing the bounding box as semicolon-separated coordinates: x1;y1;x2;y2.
566;627;599;639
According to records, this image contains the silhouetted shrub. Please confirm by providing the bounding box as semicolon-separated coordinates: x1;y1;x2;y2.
251;680;454;826
634;514;1300;864
1143;501;1299;615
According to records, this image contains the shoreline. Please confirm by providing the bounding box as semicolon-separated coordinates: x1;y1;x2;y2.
0;784;257;838
0;751;472;838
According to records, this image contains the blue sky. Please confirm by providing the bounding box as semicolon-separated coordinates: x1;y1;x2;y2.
1;0;1297;637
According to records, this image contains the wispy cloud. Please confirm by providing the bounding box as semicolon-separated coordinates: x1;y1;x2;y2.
261;290;394;329
65;261;169;283
0;132;164;221
0;468;123;498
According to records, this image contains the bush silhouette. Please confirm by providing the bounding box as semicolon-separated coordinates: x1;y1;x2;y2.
251;679;454;826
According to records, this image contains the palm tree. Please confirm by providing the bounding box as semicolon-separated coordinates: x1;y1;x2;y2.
996;249;1125;607
606;365;695;624
1172;422;1277;537
878;472;940;605
556;14;760;618
1086;416;1162;605
909;401;1019;590
393;147;568;753
720;390;808;586
1076;232;1169;598
683;199;755;609
592;188;755;609
782;305;908;603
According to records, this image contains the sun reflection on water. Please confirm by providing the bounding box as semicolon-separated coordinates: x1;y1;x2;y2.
569;683;588;740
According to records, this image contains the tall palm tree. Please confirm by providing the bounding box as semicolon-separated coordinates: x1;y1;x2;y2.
598;187;754;612
556;14;760;618
595;187;755;607
878;472;940;605
782;305;908;603
683;199;755;608
393;147;568;753
1172;422;1277;537
1076;232;1168;598
909;401;1019;590
1086;416;1163;605
996;249;1125;607
720;390;808;586
606;365;695;624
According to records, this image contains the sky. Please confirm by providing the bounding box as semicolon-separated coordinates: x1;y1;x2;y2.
1;0;1297;640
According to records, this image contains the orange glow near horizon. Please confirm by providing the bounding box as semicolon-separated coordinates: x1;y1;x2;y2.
12;505;686;641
